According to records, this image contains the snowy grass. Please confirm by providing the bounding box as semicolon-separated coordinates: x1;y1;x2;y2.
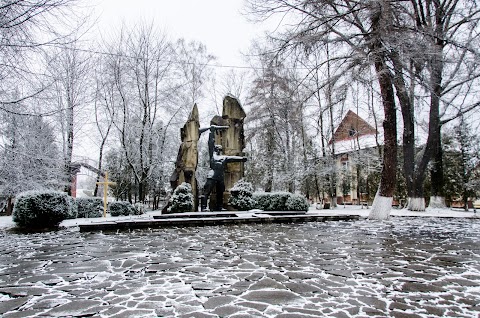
0;204;477;231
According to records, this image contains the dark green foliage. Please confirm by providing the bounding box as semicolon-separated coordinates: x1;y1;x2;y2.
252;192;272;210
167;182;194;213
228;179;255;211
285;194;310;211
109;201;140;216
253;192;309;211
76;197;103;218
13;191;75;228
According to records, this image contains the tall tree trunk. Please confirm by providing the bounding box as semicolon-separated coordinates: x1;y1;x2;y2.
6;196;13;216
264;124;274;192
326;42;337;208
64;104;74;196
392;54;415;195
429;129;446;208
368;61;398;219
410;38;444;210
94;142;105;197
368;3;398;220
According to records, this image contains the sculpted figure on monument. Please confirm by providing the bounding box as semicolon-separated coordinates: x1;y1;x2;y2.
199;125;247;211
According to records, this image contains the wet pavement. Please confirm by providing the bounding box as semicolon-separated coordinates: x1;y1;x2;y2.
0;217;479;317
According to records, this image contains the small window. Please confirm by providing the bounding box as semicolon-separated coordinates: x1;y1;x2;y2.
348;127;357;137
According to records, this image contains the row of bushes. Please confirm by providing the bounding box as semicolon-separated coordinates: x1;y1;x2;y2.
229;179;309;212
13;180;309;227
12;191;143;228
167;180;310;213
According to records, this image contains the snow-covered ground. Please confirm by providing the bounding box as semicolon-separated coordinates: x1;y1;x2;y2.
0;214;479;317
0;205;477;231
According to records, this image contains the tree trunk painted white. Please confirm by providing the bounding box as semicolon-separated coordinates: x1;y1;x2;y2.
407;197;426;211
428;196;446;209
368;192;393;220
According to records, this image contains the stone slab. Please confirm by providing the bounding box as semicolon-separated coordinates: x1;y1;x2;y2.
79;213;359;232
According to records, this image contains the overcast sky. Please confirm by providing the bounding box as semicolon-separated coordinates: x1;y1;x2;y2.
93;0;265;67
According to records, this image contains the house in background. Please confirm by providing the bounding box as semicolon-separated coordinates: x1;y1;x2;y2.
328;110;382;205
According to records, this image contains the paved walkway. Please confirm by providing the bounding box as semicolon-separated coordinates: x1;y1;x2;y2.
1;216;479;317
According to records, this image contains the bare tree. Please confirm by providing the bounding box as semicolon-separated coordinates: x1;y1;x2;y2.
173;39;215;110
0;0;86;111
246;44;307;193
246;0;400;219
117;22;174;203
46;43;91;195
100;23;215;204
92;53;116;196
388;0;480;210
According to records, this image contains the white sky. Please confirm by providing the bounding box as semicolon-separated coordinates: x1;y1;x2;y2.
75;0;271;165
92;0;265;67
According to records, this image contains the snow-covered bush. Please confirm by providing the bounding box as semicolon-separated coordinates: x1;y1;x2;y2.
253;192;309;211
253;192;272;211
134;203;146;214
228;179;255;211
167;182;194;213
285;193;310;211
253;192;291;211
12;190;75;228
109;201;140;216
67;196;78;219
268;192;291;210
76;197;103;218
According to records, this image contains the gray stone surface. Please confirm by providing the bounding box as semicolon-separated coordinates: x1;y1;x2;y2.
0;218;479;317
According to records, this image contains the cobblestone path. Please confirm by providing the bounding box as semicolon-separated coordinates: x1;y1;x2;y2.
1;218;479;317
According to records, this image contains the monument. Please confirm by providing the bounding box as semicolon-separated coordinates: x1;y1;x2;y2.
208;95;247;210
199;125;247;211
167;96;247;212
169;104;201;211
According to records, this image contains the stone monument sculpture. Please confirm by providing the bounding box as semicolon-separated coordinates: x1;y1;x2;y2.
166;96;247;212
211;95;247;191
199;125;247;211
168;104;201;211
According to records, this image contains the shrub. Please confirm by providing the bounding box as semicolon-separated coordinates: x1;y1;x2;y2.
134;203;146;215
109;201;140;217
252;192;271;211
76;197;103;218
13;190;75;228
67;196;78;219
285;193;310;211
228;179;255;211
253;192;309;211
268;192;291;211
167;182;194;213
253;192;291;211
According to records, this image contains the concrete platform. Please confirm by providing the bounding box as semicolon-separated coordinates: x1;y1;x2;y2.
78;211;359;232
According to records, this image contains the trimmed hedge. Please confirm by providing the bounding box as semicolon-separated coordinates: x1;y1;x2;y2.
13;190;75;228
76;197;103;218
109;201;141;216
285;193;310;211
253;192;309;211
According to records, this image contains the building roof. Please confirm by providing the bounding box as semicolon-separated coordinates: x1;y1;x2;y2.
329;110;380;154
